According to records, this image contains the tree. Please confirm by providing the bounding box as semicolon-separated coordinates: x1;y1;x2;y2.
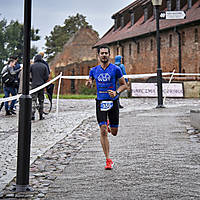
45;13;98;62
0;17;7;72
0;17;40;73
5;20;40;63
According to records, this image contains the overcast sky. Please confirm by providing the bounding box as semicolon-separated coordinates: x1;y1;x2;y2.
0;0;134;51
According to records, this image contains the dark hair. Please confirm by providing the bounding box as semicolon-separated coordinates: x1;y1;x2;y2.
8;59;15;64
10;55;18;60
97;45;110;55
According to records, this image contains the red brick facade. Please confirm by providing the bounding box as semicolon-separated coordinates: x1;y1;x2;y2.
94;0;200;82
50;27;98;94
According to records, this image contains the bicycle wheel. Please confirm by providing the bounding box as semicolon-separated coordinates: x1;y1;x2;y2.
43;93;52;115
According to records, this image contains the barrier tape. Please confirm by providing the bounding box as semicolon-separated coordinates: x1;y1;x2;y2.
1;72;200;104
0;73;62;104
61;72;173;80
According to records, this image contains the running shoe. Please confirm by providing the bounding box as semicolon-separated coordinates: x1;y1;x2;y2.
105;158;114;170
107;120;111;133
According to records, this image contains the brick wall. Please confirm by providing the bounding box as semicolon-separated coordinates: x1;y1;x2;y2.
50;27;98;94
108;24;200;78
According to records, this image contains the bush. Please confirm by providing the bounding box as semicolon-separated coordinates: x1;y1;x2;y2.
79;84;96;95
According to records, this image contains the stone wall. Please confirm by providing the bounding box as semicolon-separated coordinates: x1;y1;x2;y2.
54;59;97;95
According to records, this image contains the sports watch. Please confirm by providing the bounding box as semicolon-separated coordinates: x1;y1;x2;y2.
116;90;120;95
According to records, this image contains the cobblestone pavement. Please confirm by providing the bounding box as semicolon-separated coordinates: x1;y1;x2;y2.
0;98;200;199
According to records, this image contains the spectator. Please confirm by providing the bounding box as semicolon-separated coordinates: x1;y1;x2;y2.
115;55;128;108
10;55;21;93
30;54;49;120
39;52;50;75
1;59;22;115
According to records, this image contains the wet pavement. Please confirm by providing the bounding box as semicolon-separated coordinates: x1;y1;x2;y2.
0;98;200;199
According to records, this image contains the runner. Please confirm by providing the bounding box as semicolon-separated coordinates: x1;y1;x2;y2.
86;45;127;170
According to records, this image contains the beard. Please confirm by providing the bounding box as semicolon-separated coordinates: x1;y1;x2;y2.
100;57;109;64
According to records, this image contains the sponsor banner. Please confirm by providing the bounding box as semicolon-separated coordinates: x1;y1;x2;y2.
131;83;183;97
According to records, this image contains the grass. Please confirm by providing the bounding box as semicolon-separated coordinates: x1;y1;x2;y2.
52;94;97;99
0;93;97;99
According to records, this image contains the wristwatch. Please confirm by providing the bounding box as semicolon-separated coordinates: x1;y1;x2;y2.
116;90;120;95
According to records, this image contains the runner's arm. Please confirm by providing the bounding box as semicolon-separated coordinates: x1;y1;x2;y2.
117;76;128;94
108;77;128;98
85;77;93;88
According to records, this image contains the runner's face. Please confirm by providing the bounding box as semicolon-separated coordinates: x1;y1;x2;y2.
99;48;110;64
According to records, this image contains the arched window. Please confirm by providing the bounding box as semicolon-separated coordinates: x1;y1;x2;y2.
129;43;132;56
169;34;172;48
182;32;185;46
150;39;153;51
195;28;198;43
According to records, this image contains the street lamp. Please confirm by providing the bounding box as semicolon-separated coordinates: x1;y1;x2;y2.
152;0;164;108
14;0;33;192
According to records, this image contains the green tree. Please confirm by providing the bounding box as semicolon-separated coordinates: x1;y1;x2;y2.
5;20;40;63
0;17;40;72
45;13;98;62
0;17;7;72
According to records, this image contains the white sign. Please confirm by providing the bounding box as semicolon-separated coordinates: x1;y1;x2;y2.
131;83;183;97
160;11;186;20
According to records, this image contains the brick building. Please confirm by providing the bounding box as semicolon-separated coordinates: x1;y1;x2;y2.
50;27;98;94
94;0;200;84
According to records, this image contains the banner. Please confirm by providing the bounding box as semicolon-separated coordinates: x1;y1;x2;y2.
131;83;183;97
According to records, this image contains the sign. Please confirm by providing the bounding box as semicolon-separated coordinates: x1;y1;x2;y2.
160;11;186;20
131;83;183;97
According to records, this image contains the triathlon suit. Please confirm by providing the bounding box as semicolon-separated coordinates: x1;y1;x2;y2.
89;63;123;128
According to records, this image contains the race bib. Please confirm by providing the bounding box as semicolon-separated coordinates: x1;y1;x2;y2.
100;101;113;111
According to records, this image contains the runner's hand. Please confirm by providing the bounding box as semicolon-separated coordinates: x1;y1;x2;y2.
108;90;116;98
85;79;93;88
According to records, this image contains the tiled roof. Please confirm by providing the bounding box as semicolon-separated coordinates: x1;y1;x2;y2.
94;0;200;47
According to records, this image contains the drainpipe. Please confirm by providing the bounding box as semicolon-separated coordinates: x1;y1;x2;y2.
175;27;182;73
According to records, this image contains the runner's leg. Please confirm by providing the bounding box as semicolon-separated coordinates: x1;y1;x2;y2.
96;100;110;159
108;99;119;136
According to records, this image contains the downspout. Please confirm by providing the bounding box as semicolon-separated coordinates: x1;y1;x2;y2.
175;27;182;73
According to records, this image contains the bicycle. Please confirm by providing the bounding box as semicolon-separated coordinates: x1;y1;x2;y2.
35;83;54;115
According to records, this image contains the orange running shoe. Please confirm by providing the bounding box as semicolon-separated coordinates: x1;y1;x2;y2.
105;158;114;170
107;120;111;133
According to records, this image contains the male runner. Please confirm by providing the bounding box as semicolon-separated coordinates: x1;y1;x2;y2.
86;45;127;170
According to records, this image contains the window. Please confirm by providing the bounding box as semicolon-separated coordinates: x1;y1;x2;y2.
121;16;124;28
182;32;185;46
88;66;90;74
114;18;117;30
176;0;180;10
131;12;135;26
117;47;119;55
150;39;153;51
188;0;192;9
144;7;148;22
137;42;140;54
122;46;125;64
81;66;84;75
195;28;198;43
169;34;172;48
167;0;172;11
129;44;132;56
160;37;162;49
